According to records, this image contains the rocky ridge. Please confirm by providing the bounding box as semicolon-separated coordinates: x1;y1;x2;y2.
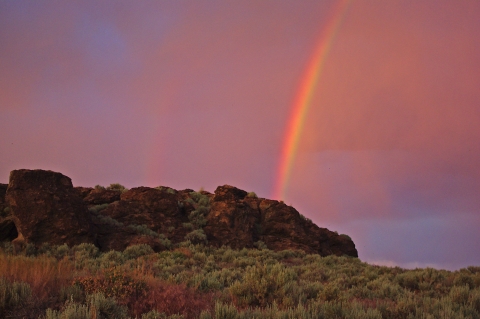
0;169;357;257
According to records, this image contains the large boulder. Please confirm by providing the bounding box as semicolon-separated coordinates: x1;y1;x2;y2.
5;169;96;247
204;185;358;257
0;183;8;213
255;199;357;256
0;183;18;242
204;185;260;249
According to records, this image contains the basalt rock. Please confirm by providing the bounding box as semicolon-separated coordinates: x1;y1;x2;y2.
0;183;17;242
2;169;358;257
97;186;191;244
80;188;121;205
0;183;8;213
5;169;96;247
204;185;358;257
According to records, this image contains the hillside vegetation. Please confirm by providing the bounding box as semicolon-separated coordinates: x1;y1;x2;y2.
1;241;479;319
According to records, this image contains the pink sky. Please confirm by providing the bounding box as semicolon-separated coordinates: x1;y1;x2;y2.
1;0;479;270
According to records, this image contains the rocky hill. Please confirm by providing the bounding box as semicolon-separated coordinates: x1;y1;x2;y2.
0;169;357;257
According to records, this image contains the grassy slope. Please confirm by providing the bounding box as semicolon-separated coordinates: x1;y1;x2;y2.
0;241;479;319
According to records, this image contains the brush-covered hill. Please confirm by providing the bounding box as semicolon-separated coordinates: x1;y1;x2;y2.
1;240;479;318
0;169;357;257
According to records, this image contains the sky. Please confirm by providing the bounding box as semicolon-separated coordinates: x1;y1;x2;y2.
1;0;479;270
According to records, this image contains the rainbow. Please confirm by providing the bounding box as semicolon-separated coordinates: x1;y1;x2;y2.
273;0;352;200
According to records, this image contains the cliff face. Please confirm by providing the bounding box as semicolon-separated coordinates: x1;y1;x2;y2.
0;169;357;257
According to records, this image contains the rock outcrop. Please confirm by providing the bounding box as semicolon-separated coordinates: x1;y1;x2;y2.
5;169;96;247
0;183;17;242
1;169;358;257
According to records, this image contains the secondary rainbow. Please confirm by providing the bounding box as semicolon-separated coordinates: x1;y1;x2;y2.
273;0;352;200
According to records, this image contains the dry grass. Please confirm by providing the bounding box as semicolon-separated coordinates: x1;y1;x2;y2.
0;254;73;300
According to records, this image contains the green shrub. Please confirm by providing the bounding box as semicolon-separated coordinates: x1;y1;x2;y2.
339;234;352;241
59;284;85;304
44;301;90;319
55;244;70;259
73;243;99;259
185;229;208;245
0;241;14;255
214;301;238;319
319;282;340;301
1;207;10;217
88;203;110;214
254;241;268;250
99;250;126;268
449;285;470;304
106;183;127;192
25;243;36;256
188;209;207;229
229;263;297;307
189;191;209;204
73;243;100;270
87;293;129;318
141;310;184;319
246;192;258;199
182;222;194;230
199;310;213;319
126;224;171;248
454;272;475;289
469;288;480;312
45;293;129;319
0;278;32;312
123;244;154;260
299;214;312;223
95;214;123;227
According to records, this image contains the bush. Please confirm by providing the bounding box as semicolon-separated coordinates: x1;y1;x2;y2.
246;192;258;199
188;209;207;229
0;278;32;313
1;207;10;217
299;214;312;223
155;186;177;195
99;250;126;267
45;293;129;319
254;241;268;250
44;301;90;319
126;224;171;248
97;214;123;227
185;229;208;245
88;292;129;318
89;203;111;214
107;183;127;192
229;263;297;307
141;310;184;319
73;267;148;302
124;244;154;260
214;301;238;319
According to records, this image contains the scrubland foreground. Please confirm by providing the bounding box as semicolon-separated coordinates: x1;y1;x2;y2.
0;241;479;319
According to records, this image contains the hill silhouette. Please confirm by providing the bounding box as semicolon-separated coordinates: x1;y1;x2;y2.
0;169;357;257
